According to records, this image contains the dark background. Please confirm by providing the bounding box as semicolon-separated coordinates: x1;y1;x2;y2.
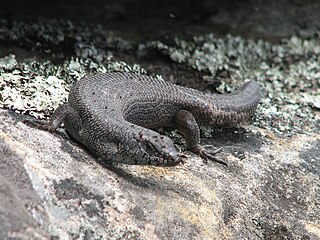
2;0;319;40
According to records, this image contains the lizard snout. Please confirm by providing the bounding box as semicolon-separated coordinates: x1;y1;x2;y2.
165;150;181;166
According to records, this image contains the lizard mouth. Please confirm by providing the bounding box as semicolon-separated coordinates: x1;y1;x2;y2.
147;151;181;166
164;151;182;166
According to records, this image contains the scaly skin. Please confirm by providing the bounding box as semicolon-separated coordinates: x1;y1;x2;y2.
35;72;262;166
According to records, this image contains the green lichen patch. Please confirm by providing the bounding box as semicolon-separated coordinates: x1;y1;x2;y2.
0;18;319;136
0;54;146;119
0;19;148;119
145;34;320;136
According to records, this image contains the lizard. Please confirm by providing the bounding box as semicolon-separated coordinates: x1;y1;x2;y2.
30;72;262;167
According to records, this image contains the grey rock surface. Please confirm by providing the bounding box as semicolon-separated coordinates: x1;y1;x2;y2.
1;108;319;239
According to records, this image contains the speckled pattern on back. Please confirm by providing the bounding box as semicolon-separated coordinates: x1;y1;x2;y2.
49;72;262;166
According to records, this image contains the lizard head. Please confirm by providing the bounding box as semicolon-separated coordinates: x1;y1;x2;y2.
139;132;182;166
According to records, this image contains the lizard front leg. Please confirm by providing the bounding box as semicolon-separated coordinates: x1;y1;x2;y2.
174;110;227;166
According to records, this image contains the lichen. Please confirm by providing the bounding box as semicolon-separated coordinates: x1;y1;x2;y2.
0;19;319;136
0;55;146;118
145;34;320;136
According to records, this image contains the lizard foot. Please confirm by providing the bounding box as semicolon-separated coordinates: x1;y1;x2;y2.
192;145;227;166
23;119;55;131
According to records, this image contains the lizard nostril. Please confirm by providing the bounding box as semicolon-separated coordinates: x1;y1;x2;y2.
166;151;181;166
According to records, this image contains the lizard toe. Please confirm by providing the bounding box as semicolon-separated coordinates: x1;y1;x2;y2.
192;145;228;166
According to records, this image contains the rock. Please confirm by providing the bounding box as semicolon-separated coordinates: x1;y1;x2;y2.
0;109;319;239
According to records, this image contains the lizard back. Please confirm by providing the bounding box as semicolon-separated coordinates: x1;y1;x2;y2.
68;72;261;129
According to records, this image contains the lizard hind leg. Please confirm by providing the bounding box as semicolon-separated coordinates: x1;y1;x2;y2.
24;104;71;132
174;110;227;166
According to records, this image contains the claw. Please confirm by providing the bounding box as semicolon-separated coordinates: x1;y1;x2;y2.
192;145;228;166
201;145;223;154
23;119;52;131
177;152;188;164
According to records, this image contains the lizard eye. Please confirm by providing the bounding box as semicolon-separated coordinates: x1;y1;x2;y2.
144;142;155;153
